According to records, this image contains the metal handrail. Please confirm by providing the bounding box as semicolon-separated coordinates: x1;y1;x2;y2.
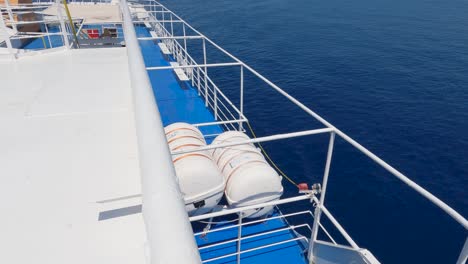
0;0;462;263
147;0;467;229
193;210;312;236
155;1;468;230
139;1;467;262
203;237;307;263
120;0;201;263
144;12;246;130
171;128;334;156
199;224;310;251
189;195;335;264
188;194;365;263
193;209;337;245
0;0;75;56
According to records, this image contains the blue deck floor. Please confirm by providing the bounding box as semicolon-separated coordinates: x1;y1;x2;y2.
135;25;223;140
135;24;308;264
22;26;64;49
193;210;309;264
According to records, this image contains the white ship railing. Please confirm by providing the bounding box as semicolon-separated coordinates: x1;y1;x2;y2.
0;0;77;58
120;0;200;263
131;1;468;263
32;0;114;4
3;0;463;262
0;0;126;58
137;8;247;133
119;0;201;263
189;193;369;263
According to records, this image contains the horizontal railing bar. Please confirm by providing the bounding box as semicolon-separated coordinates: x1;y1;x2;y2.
199;224;309;250
312;196;359;249
1;3;52;6
200;133;223;138
2;10;48;15
142;5;467;258
240;51;468;231
172;128;334;155
193;210;313;236
14;31;61;35
202;236;307;263
10;33;65;40
336;130;468;230
192;119;248;127
1;5;51;10
169;31;246;120
132;20;183;23
146;62;242;71
179;39;245;120
138;35;203;40
128;4;163;7
239;236;307;256
131;10;171;13
150;3;468;231
153;1;244;65
5;18;82;25
190;194;312;222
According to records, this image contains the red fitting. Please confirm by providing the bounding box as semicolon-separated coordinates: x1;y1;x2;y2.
297;183;309;191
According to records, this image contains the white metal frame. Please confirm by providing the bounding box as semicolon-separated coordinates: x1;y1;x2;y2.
0;0;76;56
120;0;201;263
133;3;248;131
2;0;465;263
188;193;366;263
131;1;468;263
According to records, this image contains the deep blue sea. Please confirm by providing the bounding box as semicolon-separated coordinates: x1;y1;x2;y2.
160;0;467;262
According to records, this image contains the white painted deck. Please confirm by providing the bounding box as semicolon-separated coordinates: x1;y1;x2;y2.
0;48;146;264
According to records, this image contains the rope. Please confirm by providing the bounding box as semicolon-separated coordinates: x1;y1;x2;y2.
41;36;47;48
245;122;298;187
61;0;79;48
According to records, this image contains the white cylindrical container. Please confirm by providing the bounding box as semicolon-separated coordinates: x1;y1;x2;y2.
164;123;225;216
211;131;283;218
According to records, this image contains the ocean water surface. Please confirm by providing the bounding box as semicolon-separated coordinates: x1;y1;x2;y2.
159;0;467;262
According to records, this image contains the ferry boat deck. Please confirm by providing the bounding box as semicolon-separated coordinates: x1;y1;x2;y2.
1;0;466;263
0;47;149;263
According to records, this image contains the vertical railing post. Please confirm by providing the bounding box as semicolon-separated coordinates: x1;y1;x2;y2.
158;6;162;23
191;63;195;86
308;131;335;261
0;8;14;57
170;13;173;36
197;67;201;95
239;65;244;131
456;237;468;264
161;8;165;33
214;82;218;120
4;0;17;32
55;0;70;48
169;13;174;53
182;23;187;53
202;38;208;106
237;215;243;264
196;67;200;92
42;13;53;48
